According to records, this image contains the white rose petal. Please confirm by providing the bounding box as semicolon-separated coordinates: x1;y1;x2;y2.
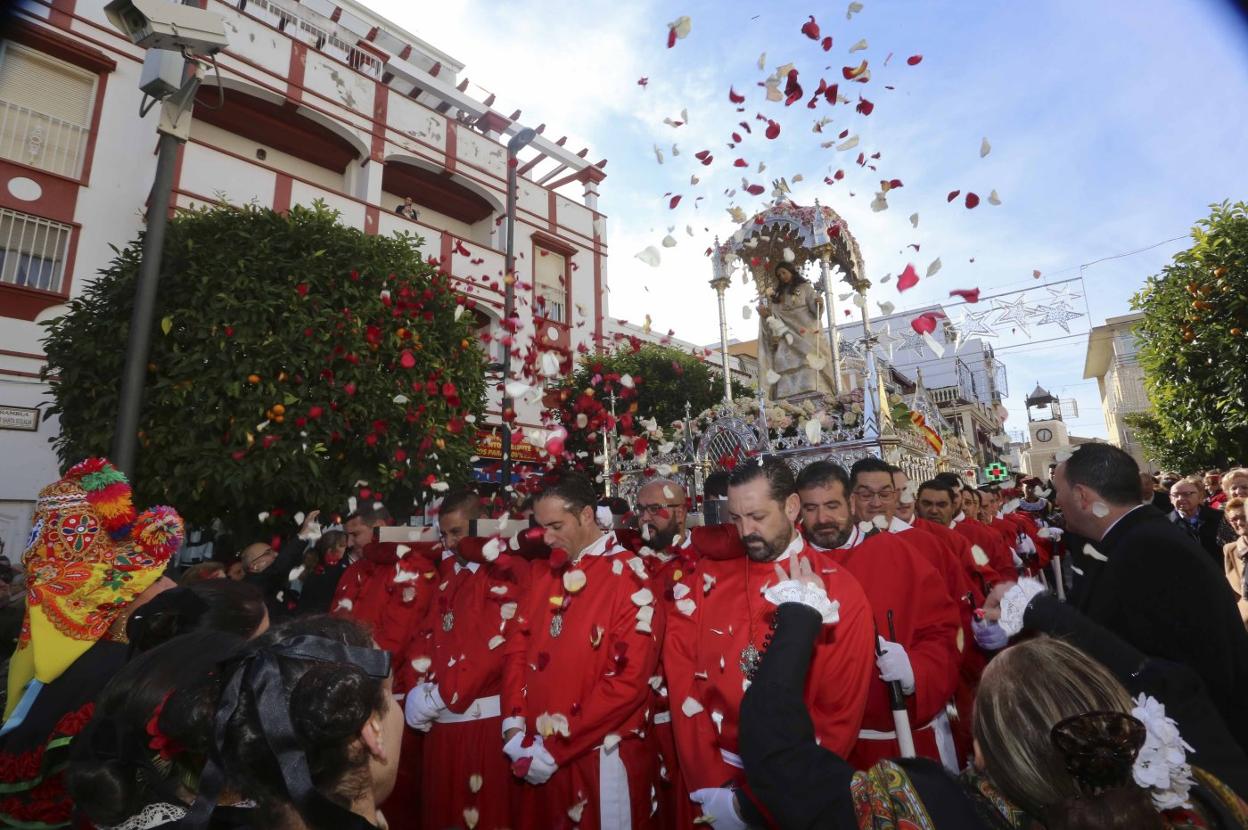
871;514;890;530
468;774;483;793
482;538;502;562
631;587;655;606
676;598;696;616
411;656;432;673
500;601;517;620
336;598;353;611
672;582;691;600
563;569;588;594
487;635;505;650
681;696;704;717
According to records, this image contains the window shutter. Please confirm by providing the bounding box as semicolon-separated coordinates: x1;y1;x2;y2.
0;43;96;176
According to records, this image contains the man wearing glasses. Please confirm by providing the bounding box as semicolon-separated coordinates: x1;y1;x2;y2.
636;479;688;553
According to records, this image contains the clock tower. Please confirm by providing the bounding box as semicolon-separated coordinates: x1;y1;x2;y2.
1022;383;1075;478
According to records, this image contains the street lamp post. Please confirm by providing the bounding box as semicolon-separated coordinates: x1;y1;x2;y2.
108;0;225;477
709;238;733;405
500;128;537;491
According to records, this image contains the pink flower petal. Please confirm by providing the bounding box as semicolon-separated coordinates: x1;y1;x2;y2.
897;263;920;292
949;288;981;303
906;54;923;65
910;311;945;334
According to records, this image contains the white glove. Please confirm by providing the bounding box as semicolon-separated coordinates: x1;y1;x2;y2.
403;682;446;732
502;730;527;763
522;735;559;785
1017;534;1037;556
689;787;747;830
876;637;915;694
997;577;1047;637
972;618;1009;651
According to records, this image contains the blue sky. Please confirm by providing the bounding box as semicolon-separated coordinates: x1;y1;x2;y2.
378;0;1248;439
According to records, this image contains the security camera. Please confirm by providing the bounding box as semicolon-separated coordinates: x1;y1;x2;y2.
104;0;228;55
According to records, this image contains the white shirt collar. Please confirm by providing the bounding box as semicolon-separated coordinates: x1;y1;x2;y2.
576;532;613;560
440;549;480;574
1100;503;1148;542
833;525;864;550
775;530;805;562
952;511;967;526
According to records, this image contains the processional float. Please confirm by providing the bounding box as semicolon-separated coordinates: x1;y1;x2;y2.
610;199;976;509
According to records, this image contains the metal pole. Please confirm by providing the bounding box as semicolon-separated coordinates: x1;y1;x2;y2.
111;130;181;477
715;282;732;404
500;129;536;490
820;255;840;396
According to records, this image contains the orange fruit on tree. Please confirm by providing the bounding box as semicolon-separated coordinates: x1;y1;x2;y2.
273;404;285;415
248;374;261;384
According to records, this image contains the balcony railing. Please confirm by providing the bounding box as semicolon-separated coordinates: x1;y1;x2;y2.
0;99;88;178
234;0;382;78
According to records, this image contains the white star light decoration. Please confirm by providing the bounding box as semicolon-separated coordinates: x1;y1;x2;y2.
957;308;999;339
872;324;903;359
990;295;1037;336
1044;283;1083;309
1035;305;1084;333
899;328;929;357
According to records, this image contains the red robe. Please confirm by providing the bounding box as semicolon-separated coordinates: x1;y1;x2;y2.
950;515;1017;585
396;546;531;830
332;541;440;661
502;532;663;830
662;534;875;823
822;527;962;770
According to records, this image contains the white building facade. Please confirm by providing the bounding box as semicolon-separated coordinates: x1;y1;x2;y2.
0;0;610;551
1083;312;1153;470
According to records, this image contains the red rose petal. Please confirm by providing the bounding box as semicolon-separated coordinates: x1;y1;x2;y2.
947;190;961;202
949;288;981;303
733;158;748;167
745;184;766;196
821;35;833;51
666;27;677;48
965;192;980;209
801;15;820;40
669;195;682;209
897;263;920;292
907;54;923;66
911;311;945;334
856;97;874;116
729;86;745;104
765;120;781;140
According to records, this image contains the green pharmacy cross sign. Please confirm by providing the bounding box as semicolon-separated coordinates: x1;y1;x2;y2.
983;462;1010;482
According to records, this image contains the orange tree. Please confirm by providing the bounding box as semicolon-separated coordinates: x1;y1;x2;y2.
42;202;486;540
1131;200;1248;469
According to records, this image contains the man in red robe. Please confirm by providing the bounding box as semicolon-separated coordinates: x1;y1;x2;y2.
797;459;962;770
662;458;875;828
401;488;530;830
934;474;1019;583
502;472;663;830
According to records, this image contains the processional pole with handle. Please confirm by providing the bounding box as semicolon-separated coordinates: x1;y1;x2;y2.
811;200;841;396
710;238;734;405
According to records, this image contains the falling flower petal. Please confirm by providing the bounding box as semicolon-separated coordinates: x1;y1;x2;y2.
947;190;960;202
635;246;661;267
926;257;942;277
631;587;655;606
870;191;888;212
922;332;945;357
661;234;677;248
669;195;682;209
821;35;833;51
877;301;895;315
757;51;767;69
980;137;992;157
849;38;868;53
988;189;1002;205
765;120;781;139
906;54;923;65
463;808;479;829
681;696;705;717
563;569;587;594
842;60;868;80
804;418;822;444
897;263;919;292
801;15;821;39
950;288;980;303
487;635;504;650
667;15;692;48
836;135;859;151
965;192;980;209
745;183;766;196
910;311;944;334
847;1;863;18
856;97;874;115
469;774;483;793
729;86;745;104
653;145;664;164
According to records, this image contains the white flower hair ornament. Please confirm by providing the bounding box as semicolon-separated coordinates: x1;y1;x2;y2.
1049;697;1194;813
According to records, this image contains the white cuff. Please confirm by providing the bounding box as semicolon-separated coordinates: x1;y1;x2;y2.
998;577;1047;637
501;716;526;737
763;580;840;624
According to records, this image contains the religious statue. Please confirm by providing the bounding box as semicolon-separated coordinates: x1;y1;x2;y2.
757;262;838;401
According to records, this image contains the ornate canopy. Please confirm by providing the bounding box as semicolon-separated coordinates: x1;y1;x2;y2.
713;201;868;299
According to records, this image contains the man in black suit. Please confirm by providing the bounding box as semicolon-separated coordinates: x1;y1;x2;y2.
1052;443;1248;752
1169;475;1224;562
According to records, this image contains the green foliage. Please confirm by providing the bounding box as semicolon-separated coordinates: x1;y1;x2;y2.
43;202;486;540
1131;201;1248;469
1122;412;1208;472
548;343;750;466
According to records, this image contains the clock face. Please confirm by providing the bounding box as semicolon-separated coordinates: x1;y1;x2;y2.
1036;428;1053;443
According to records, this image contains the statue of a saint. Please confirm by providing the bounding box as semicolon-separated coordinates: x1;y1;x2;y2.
757;262;837;401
